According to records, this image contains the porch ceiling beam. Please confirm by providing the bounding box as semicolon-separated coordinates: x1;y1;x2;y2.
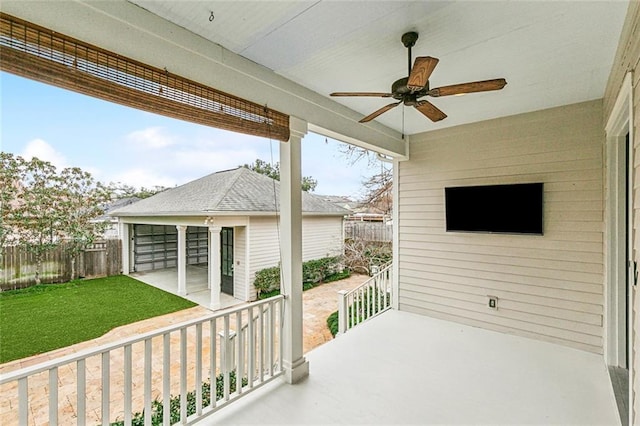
1;0;407;159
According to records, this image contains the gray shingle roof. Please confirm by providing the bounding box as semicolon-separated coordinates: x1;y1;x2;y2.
95;197;142;221
110;167;350;217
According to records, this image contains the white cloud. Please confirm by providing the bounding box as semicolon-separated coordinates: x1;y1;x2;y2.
126;127;176;149
115;128;276;186
108;168;177;189
172;148;265;175
21;139;68;169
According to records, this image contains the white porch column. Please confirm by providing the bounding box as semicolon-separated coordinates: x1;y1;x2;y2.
120;222;131;275
176;225;187;295
280;116;309;384
209;225;222;310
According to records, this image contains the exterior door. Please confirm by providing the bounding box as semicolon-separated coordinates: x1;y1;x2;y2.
221;227;234;295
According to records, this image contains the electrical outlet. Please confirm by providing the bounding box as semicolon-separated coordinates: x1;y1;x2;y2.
487;296;498;310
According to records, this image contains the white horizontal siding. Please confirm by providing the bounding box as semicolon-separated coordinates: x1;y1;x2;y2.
398;99;605;353
247;217;280;301
301;216;344;261
605;2;640;420
246;215;344;300
626;6;640;420
234;226;247;301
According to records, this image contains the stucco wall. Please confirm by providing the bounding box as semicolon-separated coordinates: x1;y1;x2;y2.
397;100;605;353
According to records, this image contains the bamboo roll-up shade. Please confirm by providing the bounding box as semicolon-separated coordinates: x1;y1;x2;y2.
0;13;290;141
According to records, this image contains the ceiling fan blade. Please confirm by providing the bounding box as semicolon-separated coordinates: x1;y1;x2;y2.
330;92;393;97
407;56;439;92
415;100;447;122
427;78;507;97
359;102;401;123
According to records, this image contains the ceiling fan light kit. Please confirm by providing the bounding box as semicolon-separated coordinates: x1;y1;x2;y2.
330;31;507;124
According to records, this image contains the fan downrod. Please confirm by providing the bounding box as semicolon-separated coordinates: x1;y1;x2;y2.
392;32;428;101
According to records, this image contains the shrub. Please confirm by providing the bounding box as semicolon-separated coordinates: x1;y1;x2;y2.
258;288;281;299
254;256;348;299
253;266;280;297
323;269;351;283
326;287;392;337
327;310;339;337
111;371;248;426
302;256;342;284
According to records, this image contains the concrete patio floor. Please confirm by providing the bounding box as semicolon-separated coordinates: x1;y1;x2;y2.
205;310;620;425
130;265;239;309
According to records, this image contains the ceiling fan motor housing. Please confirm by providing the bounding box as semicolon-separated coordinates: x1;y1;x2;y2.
392;77;429;101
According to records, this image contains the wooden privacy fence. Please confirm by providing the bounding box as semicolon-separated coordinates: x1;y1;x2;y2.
0;239;122;290
344;221;393;242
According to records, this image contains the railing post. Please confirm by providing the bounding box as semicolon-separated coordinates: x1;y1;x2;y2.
219;329;236;373
337;290;348;335
371;264;380;276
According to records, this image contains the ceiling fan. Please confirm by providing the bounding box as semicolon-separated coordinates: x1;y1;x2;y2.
330;32;507;123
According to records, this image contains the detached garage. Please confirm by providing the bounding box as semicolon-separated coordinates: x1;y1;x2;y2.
110;167;349;308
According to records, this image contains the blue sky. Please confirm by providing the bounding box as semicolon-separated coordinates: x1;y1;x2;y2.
0;72;385;198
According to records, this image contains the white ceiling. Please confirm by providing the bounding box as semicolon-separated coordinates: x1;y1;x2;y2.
128;0;629;136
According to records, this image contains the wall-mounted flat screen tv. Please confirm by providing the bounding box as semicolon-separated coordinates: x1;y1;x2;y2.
445;183;543;235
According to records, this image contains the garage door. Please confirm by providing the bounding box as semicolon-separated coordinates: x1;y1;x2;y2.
133;225;178;272
186;227;208;265
133;225;209;272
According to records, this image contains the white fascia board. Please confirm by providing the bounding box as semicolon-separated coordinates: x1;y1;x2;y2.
114;211;347;220
116;215;251;227
2;0;406;158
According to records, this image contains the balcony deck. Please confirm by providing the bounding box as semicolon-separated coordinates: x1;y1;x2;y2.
202;309;619;425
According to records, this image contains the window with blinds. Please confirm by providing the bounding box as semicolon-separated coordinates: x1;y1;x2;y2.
0;13;290;141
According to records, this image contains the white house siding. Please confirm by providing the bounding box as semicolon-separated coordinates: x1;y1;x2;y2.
247;217;280;302
604;2;640;421
397;100;605;354
233;226;247;301
301;216;344;260
247;216;344;300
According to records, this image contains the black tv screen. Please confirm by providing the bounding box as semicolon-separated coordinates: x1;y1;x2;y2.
445;183;543;235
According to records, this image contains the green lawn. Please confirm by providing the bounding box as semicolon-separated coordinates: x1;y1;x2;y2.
0;275;197;363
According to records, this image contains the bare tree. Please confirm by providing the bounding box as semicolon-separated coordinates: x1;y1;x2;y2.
342;237;392;275
338;143;393;213
361;167;393;216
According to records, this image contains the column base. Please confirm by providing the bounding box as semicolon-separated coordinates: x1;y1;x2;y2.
283;357;309;384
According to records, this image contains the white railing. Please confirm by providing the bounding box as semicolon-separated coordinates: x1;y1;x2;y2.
337;262;393;334
0;295;284;426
